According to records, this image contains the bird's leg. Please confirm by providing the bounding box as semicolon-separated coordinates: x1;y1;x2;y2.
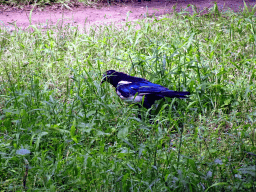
153;99;166;116
136;104;152;123
148;109;155;124
148;99;166;124
136;104;142;120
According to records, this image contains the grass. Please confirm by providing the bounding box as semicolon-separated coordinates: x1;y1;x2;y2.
0;2;256;191
0;0;99;8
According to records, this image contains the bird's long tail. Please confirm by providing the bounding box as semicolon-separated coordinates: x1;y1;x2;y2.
161;91;190;99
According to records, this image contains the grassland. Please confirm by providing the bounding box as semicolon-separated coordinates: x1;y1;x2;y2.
0;3;256;191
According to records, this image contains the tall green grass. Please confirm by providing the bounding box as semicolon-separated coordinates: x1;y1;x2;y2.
0;3;256;191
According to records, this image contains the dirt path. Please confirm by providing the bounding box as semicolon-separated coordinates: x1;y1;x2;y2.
0;0;255;32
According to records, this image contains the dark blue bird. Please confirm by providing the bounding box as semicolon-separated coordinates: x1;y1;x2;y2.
101;70;190;110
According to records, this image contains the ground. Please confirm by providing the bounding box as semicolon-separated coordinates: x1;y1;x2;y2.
0;0;255;32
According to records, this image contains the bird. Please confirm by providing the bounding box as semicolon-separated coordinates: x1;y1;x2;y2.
101;70;190;113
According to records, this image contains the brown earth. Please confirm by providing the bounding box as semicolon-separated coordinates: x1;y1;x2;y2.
0;0;255;32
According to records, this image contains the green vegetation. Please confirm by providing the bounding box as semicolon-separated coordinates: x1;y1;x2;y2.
0;0;98;8
1;3;256;191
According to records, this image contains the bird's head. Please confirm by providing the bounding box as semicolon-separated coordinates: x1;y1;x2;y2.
101;70;117;84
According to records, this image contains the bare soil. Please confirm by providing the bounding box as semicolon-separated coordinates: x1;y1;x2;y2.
0;0;255;32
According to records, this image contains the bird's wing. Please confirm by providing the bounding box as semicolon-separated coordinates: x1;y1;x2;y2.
116;81;170;97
